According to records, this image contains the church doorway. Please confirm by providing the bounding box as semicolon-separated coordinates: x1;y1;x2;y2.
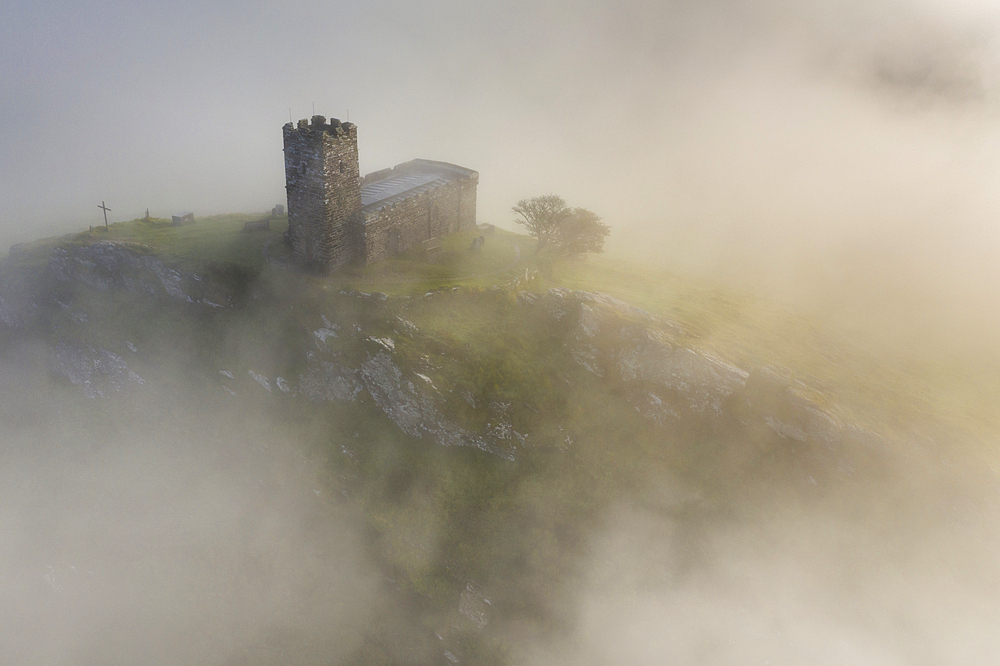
388;228;401;256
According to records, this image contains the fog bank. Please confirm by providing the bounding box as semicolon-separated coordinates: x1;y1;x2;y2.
0;347;380;664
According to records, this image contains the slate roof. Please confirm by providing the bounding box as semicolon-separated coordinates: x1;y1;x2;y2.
361;159;477;213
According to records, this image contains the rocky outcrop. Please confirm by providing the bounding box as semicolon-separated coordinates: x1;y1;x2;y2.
48;241;192;301
360;350;467;446
524;288;748;420
2;241;199;333
298;358;363;402
615;326;748;416
0;268;37;329
211;286;862;465
739;367;844;445
42;241;245;310
17;240;864;467
51;343;145;399
356;348;522;460
522;288;860;462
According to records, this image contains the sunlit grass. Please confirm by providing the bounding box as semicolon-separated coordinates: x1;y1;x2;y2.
545;252;1000;442
334;227;532;294
12;213;998;441
60;213;286;271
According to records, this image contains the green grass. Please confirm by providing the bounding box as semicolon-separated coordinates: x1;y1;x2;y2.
11;216;529;294
65;213;285;271
396;288;568;434
334;227;533;294
14;211;998;441
542;253;1000;443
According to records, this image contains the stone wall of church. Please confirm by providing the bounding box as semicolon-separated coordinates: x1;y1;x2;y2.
361;175;478;265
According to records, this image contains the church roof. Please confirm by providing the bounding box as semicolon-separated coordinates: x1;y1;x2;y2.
361;159;477;213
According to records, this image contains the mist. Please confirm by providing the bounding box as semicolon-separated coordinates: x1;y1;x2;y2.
0;341;382;664
4;0;1000;663
4;1;998;231
5;0;1000;346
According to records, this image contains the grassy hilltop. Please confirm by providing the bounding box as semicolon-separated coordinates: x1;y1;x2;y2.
2;213;998;664
13;211;999;440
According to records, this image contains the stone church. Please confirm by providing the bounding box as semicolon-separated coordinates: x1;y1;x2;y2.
283;115;479;271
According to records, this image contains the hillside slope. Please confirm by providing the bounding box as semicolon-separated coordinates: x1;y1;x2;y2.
1;225;998;664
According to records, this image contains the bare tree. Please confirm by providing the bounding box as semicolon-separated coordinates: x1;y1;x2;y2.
512;196;609;256
512;195;570;252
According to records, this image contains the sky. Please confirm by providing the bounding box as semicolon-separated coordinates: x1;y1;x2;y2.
3;0;1000;328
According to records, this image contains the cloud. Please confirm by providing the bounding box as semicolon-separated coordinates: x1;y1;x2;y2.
0;349;381;664
524;465;1000;665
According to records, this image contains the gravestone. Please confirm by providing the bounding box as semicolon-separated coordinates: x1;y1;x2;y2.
243;218;271;232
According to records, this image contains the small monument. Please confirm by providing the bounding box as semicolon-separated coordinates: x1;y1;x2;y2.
171;212;194;226
98;201;111;229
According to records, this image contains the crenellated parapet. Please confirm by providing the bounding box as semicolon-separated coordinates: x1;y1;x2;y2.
282;116;361;272
283;115;357;137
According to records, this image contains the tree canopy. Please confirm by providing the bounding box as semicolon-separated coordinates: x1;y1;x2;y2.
512;196;609;257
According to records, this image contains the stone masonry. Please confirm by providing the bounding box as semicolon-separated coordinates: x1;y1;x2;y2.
283;116;478;271
359;160;478;264
283;116;362;271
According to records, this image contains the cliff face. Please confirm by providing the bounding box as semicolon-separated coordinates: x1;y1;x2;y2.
0;240;882;484
2;239;947;665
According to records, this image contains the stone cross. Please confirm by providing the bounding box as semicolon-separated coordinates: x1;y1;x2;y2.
98;201;111;228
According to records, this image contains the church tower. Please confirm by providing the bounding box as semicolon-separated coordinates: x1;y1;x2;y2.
282;115;361;271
